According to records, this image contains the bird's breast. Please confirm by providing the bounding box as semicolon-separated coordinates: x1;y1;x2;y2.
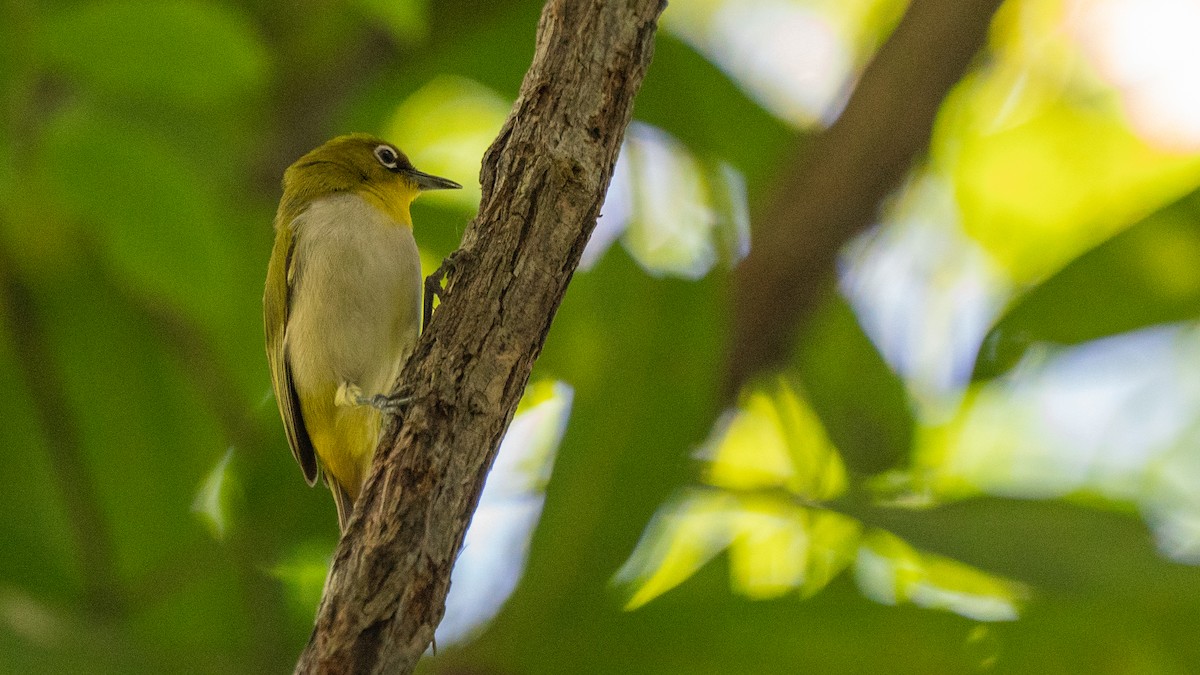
286;192;422;395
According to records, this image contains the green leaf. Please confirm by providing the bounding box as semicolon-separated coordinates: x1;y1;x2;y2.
938;5;1200;286
269;542;332;625
36;0;269;107
41;108;241;324
974;188;1200;380
618;490;861;609
353;0;428;44
36;274;226;582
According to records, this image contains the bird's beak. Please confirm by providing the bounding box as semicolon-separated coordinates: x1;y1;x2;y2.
405;168;462;191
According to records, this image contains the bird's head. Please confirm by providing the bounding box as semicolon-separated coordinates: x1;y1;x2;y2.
282;133;461;226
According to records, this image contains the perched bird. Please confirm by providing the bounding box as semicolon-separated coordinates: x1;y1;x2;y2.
264;134;461;530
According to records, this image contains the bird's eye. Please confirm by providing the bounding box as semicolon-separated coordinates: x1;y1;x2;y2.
374;145;399;169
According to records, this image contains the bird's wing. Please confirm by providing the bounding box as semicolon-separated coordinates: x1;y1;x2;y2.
264;215;319;485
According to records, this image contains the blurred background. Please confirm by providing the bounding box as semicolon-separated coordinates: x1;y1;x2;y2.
3;0;1200;672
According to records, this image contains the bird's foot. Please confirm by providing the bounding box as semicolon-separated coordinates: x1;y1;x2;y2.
360;392;411;416
336;383;410;416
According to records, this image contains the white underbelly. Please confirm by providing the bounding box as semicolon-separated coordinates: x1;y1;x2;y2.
285;192;422;397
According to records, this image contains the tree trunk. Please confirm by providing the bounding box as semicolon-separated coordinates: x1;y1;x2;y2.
295;0;665;672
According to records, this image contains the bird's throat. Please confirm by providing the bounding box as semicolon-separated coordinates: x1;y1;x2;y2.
356;184;418;228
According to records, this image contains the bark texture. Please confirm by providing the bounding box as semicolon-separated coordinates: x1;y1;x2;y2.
295;0;664;672
726;0;1006;393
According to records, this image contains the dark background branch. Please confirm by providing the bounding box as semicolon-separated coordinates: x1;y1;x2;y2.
296;0;665;671
726;0;1006;393
0;244;126;619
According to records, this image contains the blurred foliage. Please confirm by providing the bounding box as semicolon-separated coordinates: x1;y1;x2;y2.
2;0;1200;673
619;379;1026;620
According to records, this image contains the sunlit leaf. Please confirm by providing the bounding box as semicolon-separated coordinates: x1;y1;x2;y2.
624;365;1026;619
702;378;846;500
919;322;1200;565
799;508;862;597
728;500;861;600
191;448;238;541
36;0;269;106
625;488;941;612
702;407;795;492
773;380;847;500
384;75;509;209
955;106;1200;284
269;543;331;623
727;499;810;599
936;0;1200;285
855;528;924;606
856;530;1025;622
618;491;738;610
619;489;860;609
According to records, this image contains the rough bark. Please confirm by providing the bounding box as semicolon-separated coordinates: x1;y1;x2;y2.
295;0;664;672
726;0;1006;393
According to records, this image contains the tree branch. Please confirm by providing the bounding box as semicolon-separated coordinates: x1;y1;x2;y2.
725;0;1005;393
296;0;664;671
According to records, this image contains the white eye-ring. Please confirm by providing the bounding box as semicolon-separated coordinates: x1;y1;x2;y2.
374;145;399;168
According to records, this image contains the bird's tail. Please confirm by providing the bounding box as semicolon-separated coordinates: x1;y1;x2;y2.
329;478;355;532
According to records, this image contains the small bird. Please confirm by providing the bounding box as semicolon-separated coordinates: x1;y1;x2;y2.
264;134;461;530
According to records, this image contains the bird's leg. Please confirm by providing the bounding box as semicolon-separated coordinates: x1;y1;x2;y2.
423;247;475;331
335;382;411;416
